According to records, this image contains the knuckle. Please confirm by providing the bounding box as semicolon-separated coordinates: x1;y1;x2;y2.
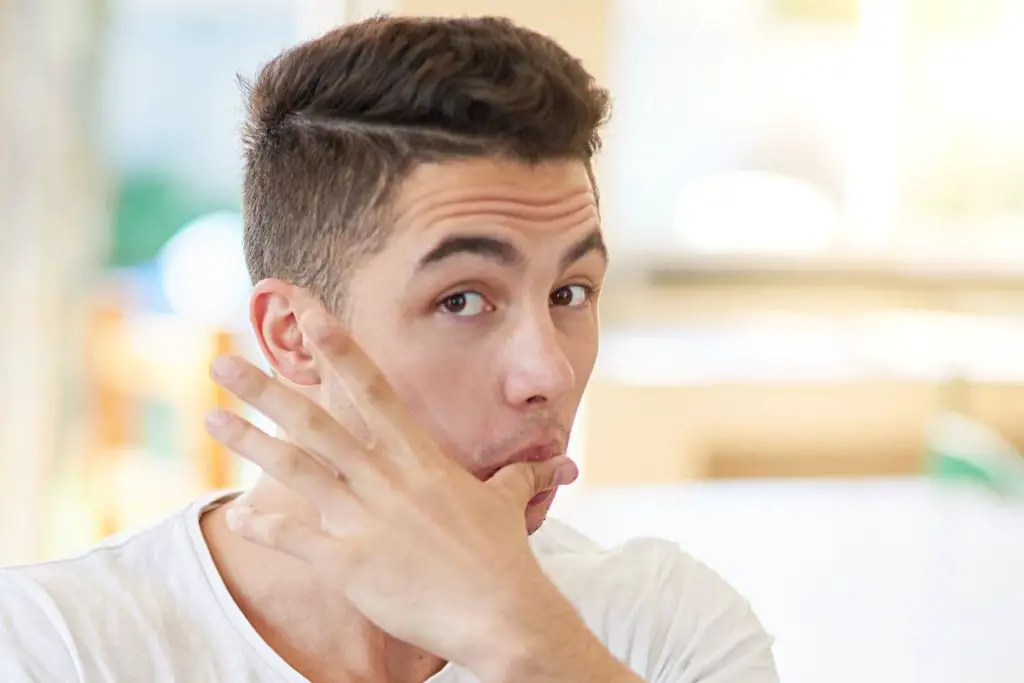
262;516;287;545
233;363;269;398
214;413;246;444
407;463;449;497
271;446;306;477
296;401;331;435
362;369;393;404
337;534;372;574
329;327;355;355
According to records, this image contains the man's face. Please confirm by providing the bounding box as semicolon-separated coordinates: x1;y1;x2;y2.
342;157;605;531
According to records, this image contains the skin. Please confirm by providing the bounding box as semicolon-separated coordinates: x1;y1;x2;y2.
199;157;641;683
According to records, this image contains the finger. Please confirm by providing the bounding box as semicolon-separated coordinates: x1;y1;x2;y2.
487;456;579;508
209;355;370;477
204;408;349;506
226;505;336;565
298;308;412;440
320;377;377;451
288;294;379;448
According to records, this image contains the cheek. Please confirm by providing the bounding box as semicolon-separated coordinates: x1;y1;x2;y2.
374;335;499;465
561;319;599;393
571;330;599;382
348;304;491;445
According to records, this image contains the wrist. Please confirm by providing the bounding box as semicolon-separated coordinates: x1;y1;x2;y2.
470;579;631;683
486;630;636;683
487;629;605;683
464;573;576;679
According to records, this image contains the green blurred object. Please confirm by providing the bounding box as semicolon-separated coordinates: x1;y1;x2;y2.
107;171;236;268
924;375;1024;497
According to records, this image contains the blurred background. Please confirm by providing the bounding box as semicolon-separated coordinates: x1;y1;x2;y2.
2;0;1024;681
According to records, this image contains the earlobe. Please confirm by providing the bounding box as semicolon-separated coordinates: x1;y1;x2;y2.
250;279;321;386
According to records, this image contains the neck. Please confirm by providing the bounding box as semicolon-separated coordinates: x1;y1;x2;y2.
201;476;446;683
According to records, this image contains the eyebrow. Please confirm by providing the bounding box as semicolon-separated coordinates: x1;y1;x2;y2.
559;229;608;271
416;229;608;273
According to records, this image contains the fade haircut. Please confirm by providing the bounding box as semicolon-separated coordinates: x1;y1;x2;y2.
240;15;611;313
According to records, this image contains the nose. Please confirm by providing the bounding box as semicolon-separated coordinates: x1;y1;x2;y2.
501;311;575;408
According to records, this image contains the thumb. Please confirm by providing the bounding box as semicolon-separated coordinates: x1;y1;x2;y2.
487;455;579;507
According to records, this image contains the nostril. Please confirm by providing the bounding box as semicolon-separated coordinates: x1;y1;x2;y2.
525;395;547;405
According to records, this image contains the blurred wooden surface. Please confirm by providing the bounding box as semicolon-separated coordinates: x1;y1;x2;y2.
83;301;237;540
582;379;1024;484
584;263;1024;484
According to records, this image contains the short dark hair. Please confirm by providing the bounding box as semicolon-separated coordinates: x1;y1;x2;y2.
240;15;611;312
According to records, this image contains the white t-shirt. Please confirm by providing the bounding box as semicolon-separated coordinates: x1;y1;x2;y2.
0;491;777;682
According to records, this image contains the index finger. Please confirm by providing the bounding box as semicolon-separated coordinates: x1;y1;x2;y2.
298;307;416;447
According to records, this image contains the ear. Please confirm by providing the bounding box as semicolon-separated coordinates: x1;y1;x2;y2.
249;279;321;386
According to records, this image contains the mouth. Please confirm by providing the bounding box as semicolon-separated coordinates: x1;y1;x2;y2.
478;440;563;482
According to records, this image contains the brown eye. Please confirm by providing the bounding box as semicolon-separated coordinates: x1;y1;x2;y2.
550;284;591;308
438;291;489;317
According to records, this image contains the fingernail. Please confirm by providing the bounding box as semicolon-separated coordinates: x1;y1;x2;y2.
554;458;579;486
232;490;254;507
301;309;333;342
211;356;243;381
225;505;253;530
204;409;232;430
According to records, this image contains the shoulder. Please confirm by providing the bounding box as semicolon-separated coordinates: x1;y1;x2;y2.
533;519;779;682
0;499;212;681
1;499;201;608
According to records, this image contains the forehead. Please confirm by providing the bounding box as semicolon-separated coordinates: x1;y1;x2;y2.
387;157;598;241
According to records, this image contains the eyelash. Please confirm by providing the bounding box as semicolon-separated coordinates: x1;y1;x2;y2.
435;283;599;313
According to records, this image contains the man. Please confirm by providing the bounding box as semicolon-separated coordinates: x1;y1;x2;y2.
0;15;778;683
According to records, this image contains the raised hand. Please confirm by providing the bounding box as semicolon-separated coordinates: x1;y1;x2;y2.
203;305;586;679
